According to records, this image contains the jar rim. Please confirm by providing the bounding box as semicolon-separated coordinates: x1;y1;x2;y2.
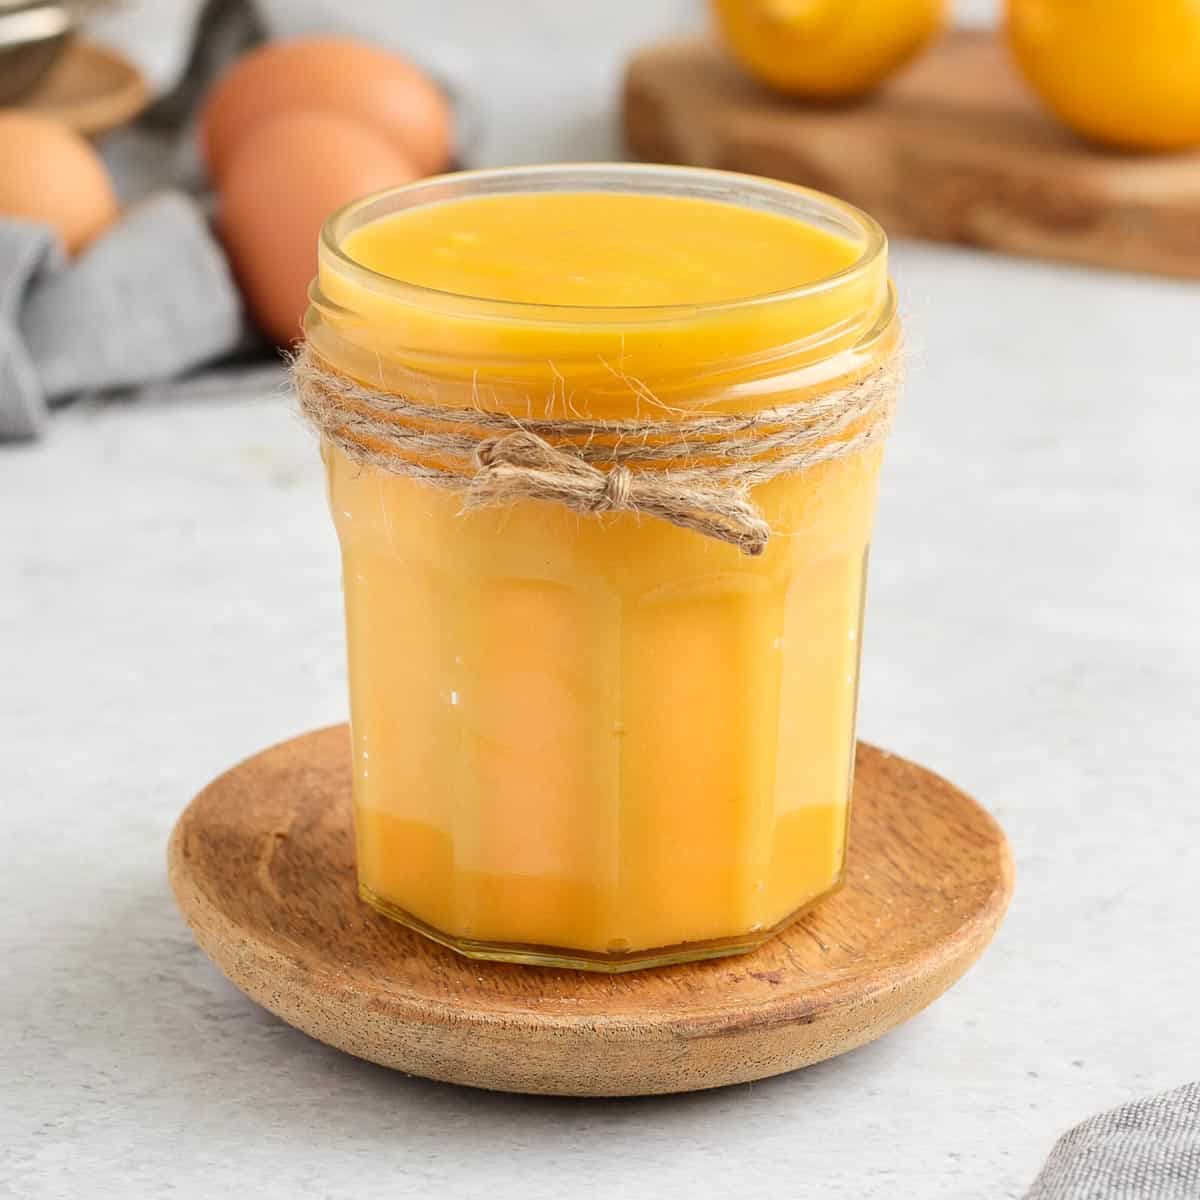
317;163;887;326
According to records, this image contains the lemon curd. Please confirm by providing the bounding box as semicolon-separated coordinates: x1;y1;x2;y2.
305;166;899;969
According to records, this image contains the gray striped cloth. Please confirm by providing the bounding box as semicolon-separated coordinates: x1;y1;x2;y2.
1026;1084;1200;1199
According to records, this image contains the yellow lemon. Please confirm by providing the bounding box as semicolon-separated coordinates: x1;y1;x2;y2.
1007;0;1200;150
711;0;947;100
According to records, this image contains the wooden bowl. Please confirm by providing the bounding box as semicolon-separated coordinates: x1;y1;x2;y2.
0;4;73;103
17;36;149;135
169;725;1014;1096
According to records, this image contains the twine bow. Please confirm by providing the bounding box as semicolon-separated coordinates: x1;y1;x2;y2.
468;430;773;555
292;343;901;556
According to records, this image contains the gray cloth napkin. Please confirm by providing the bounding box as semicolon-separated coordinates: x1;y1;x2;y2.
1026;1084;1200;1199
0;195;245;439
0;218;61;438
24;193;242;409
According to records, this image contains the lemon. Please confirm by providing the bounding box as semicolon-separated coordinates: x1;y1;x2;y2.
712;0;947;100
1007;0;1200;150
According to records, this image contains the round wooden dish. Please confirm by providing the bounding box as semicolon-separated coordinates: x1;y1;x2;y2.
169;725;1013;1097
19;39;149;136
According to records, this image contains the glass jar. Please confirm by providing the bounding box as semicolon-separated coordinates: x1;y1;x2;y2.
304;164;899;971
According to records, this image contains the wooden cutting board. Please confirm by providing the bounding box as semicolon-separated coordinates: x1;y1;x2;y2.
623;31;1200;278
169;725;1013;1096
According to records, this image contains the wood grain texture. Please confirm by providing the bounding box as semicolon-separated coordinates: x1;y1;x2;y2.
623;31;1200;278
20;40;149;136
168;725;1013;1097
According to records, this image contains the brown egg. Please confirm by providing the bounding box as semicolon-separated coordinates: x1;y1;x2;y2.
0;112;117;255
200;36;452;182
219;109;419;345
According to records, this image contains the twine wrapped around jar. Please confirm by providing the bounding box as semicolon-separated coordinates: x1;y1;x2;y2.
291;343;902;556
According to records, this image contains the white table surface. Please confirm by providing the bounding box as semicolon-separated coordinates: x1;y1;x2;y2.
4;233;1199;1200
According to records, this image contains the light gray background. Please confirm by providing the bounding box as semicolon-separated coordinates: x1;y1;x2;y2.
4;3;1199;1199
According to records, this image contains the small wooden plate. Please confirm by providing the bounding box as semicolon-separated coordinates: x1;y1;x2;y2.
20;39;149;136
169;726;1013;1096
624;31;1200;279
